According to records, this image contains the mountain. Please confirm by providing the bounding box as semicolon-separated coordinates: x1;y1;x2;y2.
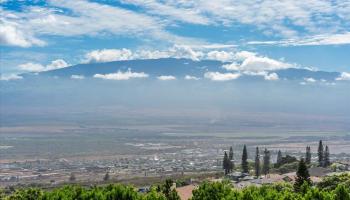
2;58;349;132
30;58;340;81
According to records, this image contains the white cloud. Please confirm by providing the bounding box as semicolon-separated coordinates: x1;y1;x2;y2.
0;73;23;81
85;49;133;63
249;32;350;46
204;71;241;81
2;0;350;49
206;50;235;62
168;45;204;61
222;51;293;72
0;23;45;47
157;75;176;80
0;0;197;48
120;0;350;38
191;44;236;49
71;75;85;79
336;72;350;81
18;59;69;72
234;51;257;61
93;69;148;80
222;62;240;71
264;73;279;81
184;75;200;80
121;0;210;25
242;71;279;81
304;77;317;82
239;55;292;72
134;50;170;60
83;45;237;63
242;71;268;76
18;62;45;72
46;59;69;70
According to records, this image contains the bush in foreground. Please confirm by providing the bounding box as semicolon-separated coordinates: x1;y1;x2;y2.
2;174;350;200
191;179;350;200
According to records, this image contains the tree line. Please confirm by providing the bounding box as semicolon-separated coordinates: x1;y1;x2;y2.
223;140;331;176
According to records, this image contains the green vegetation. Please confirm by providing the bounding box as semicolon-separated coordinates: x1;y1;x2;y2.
241;145;249;174
155;179;180;200
192;180;349;200
223;147;234;175
1;184;170;200
305;146;311;165
262;148;271;176
2;173;350;200
318;140;324;167
294;158;311;192
254;147;260;178
318;173;350;191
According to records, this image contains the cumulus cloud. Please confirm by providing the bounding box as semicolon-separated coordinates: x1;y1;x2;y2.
206;50;235;62
46;59;69;70
184;75;200;80
222;51;293;72
84;49;133;63
0;73;23;81
83;45;236;62
264;73;279;81
71;75;85;79
336;72;350;81
0;23;45;47
134;50;170;60
234;51;257;61
18;59;69;72
204;71;241;81
304;77;317;83
242;71;279;81
239;55;291;72
157;75;176;80
93;69;148;80
168;45;204;61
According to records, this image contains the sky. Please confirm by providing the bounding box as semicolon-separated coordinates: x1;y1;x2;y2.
1;0;350;76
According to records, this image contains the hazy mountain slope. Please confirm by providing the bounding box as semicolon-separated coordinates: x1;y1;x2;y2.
31;58;340;81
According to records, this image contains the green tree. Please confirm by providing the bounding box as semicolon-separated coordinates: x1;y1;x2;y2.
254;147;260;178
241;145;249;174
277;150;282;166
191;181;238;200
228;146;234;173
334;184;350;200
305;146;311;165
318;173;350;191
223;151;230;175
104;171;110;181
324;145;330;167
262;148;270;176
143;188;167;200
157;179;180;200
69;172;76;182
318;140;324;167
294;158;312;192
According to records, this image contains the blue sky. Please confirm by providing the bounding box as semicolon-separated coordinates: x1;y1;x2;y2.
1;0;350;76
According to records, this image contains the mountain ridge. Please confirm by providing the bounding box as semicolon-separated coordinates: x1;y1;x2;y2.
22;58;340;81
